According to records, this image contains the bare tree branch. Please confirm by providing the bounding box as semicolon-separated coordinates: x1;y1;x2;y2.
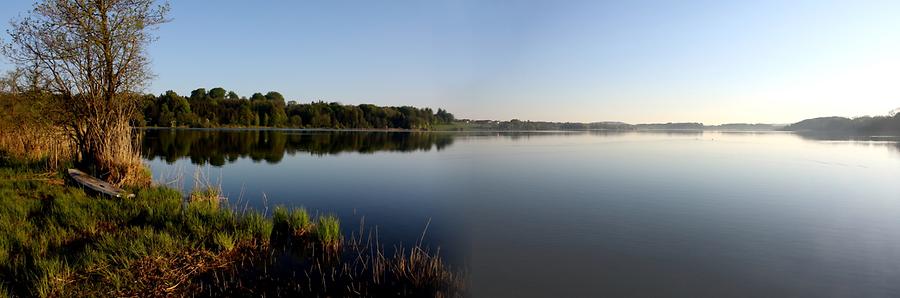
2;0;169;184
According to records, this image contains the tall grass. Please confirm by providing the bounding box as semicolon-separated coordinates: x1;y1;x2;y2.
316;215;341;251
0;124;72;171
272;206;312;238
0;92;73;171
0;91;150;187
188;166;222;203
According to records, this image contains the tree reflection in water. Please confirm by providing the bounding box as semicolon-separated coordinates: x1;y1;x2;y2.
140;129;455;166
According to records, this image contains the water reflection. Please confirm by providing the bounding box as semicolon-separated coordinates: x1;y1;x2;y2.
793;130;900;141
789;131;900;153
141;129;900;164
140;129;455;165
140;128;900;297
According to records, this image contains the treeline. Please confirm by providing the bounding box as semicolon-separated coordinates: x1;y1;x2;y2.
454;119;777;131
498;119;634;130
136;88;455;130
633;122;705;130
452;119;634;131
782;114;900;135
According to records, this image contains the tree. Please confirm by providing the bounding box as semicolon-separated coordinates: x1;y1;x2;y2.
160;91;190;115
159;104;175;127
240;105;255;126
250;92;267;101
136;94;157;126
2;0;169;184
436;108;454;124
227;91;240;100
265;91;285;103
208;87;226;100
190;88;208;101
290;115;302;127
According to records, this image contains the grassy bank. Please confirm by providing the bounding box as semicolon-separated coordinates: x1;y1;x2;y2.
0;160;465;297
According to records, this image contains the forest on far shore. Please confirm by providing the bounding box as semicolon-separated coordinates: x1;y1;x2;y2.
781;114;900;135
136;87;455;130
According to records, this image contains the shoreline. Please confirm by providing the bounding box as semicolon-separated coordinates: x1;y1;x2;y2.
136;126;900;138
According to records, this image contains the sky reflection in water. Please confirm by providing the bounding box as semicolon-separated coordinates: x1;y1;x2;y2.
143;129;900;297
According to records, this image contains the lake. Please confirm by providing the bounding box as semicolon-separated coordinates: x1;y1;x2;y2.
141;129;900;297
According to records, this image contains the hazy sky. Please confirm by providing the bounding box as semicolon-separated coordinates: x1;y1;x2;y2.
2;0;898;124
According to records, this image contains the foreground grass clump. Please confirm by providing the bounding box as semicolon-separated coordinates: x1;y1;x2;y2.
0;164;466;297
272;206;312;237
316;215;341;251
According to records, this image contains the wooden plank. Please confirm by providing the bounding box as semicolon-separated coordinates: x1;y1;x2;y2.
67;169;134;198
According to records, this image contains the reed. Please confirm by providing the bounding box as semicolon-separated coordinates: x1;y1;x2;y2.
188;166;222;204
0;92;73;171
272;206;312;238
315;215;342;252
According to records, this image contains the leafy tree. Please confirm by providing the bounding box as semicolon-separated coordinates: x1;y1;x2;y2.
160;91;191;115
436;108;455;124
190;88;208;101
239;105;254;126
208;87;227;100
159;104;175;127
265;91;285;103
290;115;303;127
250;93;267;101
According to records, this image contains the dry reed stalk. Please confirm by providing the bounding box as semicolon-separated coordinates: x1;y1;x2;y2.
0;120;74;168
113;247;241;297
189;166;224;202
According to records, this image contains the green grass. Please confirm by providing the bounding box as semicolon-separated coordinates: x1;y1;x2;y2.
316;215;341;250
0;160;464;297
213;232;235;251
272;206;312;238
0;165;256;296
3;164;192;288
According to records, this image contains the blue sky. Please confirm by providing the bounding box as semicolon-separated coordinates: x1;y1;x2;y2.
2;0;899;124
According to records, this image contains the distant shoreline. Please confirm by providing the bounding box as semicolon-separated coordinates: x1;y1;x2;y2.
132;126;800;134
134;127;900;141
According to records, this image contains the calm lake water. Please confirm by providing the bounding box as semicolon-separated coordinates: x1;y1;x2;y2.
141;129;900;297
